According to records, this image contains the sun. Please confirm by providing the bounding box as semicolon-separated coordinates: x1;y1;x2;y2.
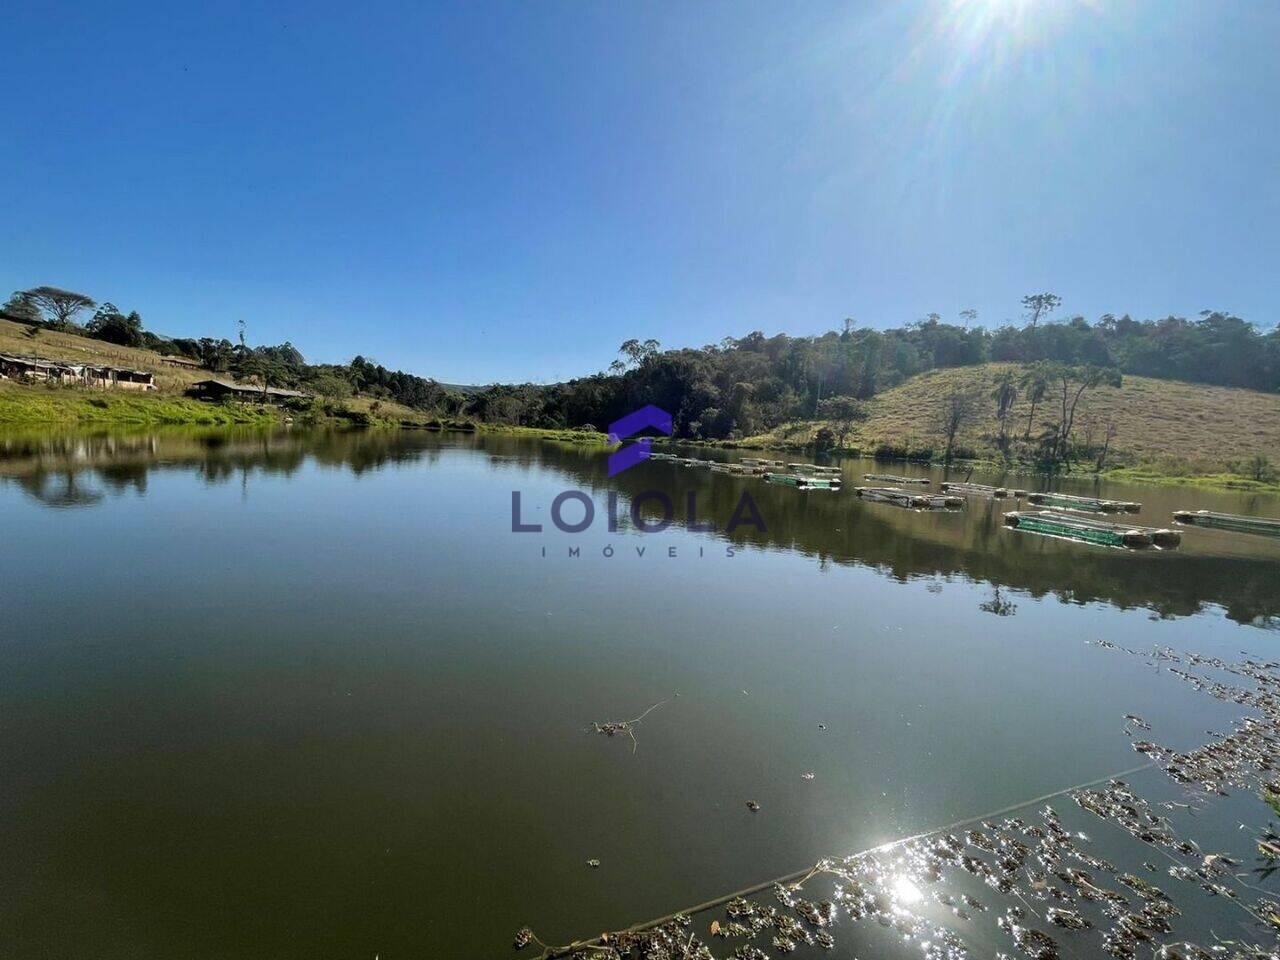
944;0;1094;48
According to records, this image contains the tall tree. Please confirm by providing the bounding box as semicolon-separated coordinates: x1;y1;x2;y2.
1021;292;1061;329
232;318;274;399
816;395;867;450
2;291;44;325
617;338;660;369
990;371;1018;454
21;286;96;329
1049;364;1123;464
87;303;145;347
197;338;234;372
934;389;979;464
1020;363;1051;441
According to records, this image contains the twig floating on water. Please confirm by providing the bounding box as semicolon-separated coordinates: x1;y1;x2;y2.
589;694;676;754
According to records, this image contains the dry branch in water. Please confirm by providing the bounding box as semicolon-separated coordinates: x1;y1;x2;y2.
589;695;675;754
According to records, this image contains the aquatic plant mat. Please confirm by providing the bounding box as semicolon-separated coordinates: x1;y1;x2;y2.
513;643;1280;959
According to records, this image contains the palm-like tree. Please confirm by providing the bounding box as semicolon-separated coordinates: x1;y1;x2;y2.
1020;365;1050;441
990;372;1018;451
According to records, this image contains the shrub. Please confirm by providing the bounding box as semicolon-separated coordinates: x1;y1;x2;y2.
1238;455;1276;483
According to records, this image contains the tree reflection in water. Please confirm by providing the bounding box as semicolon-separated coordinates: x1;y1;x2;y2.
2;428;1278;627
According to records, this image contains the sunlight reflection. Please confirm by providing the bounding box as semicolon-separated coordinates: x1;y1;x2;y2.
893;874;924;905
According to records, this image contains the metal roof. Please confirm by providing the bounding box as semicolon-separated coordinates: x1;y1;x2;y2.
193;379;307;398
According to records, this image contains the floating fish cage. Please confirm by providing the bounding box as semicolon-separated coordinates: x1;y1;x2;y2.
787;462;840;475
864;473;930;485
1026;492;1140;514
765;472;842;490
939;481;1010;498
1172;509;1280;538
1031;510;1180;547
1003;510;1178;549
854;486;962;510
708;462;762;476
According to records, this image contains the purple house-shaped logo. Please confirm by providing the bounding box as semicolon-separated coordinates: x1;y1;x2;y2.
606;405;673;476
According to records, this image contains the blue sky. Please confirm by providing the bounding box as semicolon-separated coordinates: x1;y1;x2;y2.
2;1;1277;384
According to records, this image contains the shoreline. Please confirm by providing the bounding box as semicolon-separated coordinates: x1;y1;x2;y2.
643;436;1280;495
2;383;1277;494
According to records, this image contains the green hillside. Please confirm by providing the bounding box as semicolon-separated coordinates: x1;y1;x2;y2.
0;318;434;427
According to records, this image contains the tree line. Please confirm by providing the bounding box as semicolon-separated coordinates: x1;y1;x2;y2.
468;302;1278;439
4;286;1277;450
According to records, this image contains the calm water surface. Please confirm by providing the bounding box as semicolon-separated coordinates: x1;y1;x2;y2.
1;429;1278;958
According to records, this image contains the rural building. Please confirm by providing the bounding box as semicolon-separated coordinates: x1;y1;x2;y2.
0;355;156;390
160;355;202;369
188;379;308;404
90;366;156;389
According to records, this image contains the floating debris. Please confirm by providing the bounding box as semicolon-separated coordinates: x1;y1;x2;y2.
586;859;600;869
589;695;674;754
522;643;1280;960
801;772;815;781
746;800;761;812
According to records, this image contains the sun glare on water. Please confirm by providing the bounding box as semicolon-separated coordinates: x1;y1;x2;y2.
893;876;924;906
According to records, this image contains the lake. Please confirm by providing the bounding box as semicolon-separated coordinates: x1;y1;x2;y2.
1;429;1278;959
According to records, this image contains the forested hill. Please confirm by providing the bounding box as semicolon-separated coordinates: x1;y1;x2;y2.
467;310;1280;440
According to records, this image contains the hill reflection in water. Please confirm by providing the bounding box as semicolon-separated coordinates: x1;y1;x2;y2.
2;427;1278;627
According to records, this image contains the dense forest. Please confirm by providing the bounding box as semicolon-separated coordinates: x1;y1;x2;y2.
470;307;1280;441
5;286;1278;445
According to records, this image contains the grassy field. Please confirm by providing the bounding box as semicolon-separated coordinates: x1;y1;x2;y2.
0;381;283;426
0;318;212;391
0;319;437;427
738;363;1280;489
